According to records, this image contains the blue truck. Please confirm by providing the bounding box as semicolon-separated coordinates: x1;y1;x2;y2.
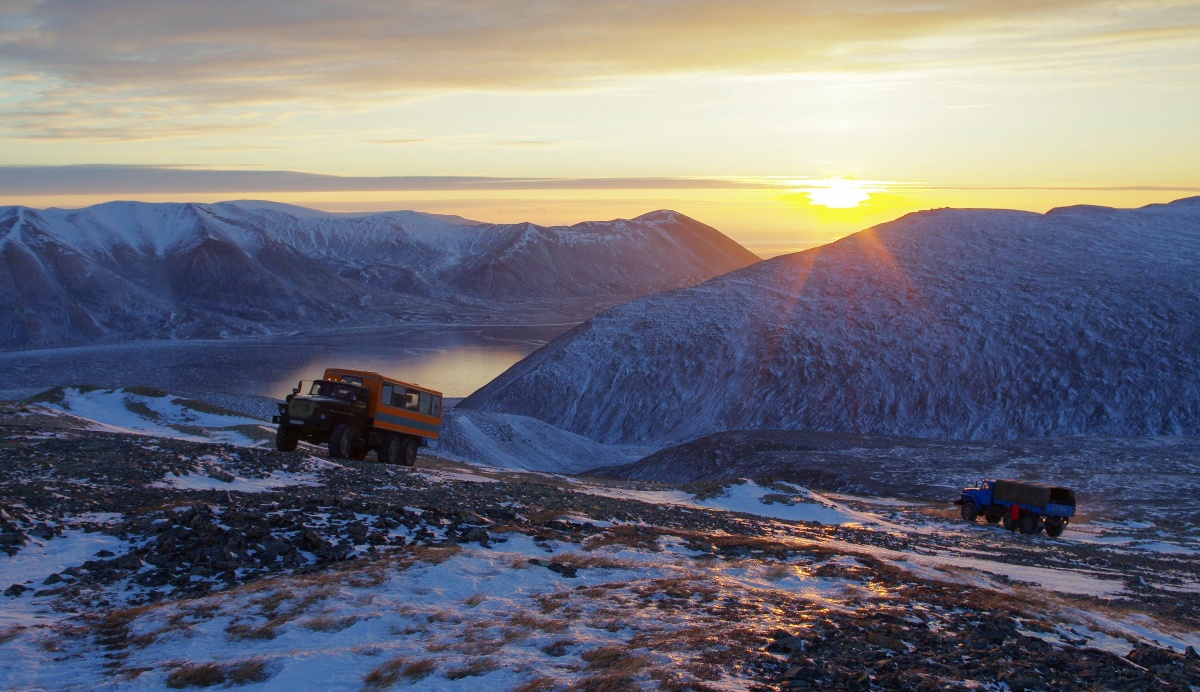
955;479;1076;537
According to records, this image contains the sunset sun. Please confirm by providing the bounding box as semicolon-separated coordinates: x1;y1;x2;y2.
807;179;871;208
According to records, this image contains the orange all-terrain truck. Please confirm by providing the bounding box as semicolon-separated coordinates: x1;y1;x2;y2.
272;368;443;466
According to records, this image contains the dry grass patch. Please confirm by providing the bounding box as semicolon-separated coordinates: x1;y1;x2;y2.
163;658;268;688
250;589;294;615
346;570;389;589
548;553;637;571
117;667;154;682
226;618;286;641
514;675;561;692
583;525;665;552
128;623;193;648
465;593;486;607
508;612;567;633
303;613;361;633
363;656;437;689
633;577;716;603
446;656;501;680
454;629;505;656
423;608;464;625
535;593;570;614
228;659;271;685
565;672;639;691
0;626;26;645
580;645;650;675
410;544;463;565
165;661;227;688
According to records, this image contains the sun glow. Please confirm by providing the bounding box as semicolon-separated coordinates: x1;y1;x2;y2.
807;179;871;208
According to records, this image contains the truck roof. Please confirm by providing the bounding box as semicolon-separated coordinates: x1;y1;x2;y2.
322;368;443;397
992;479;1076;507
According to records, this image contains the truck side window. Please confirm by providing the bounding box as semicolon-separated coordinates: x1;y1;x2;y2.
431;396;441;418
419;392;432;415
405;389;420;411
382;384;393;406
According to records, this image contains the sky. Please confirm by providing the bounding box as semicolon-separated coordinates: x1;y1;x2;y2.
2;0;1199;256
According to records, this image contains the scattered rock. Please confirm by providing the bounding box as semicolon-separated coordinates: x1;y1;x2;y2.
866;631;906;652
528;558;577;578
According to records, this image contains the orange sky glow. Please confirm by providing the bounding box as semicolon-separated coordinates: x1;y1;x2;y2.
2;1;1198;256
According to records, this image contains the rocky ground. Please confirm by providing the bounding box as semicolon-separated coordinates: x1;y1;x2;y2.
2;409;1200;690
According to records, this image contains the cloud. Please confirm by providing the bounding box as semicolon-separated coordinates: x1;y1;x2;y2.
4;165;1198;198
0;165;768;195
2;0;1198;140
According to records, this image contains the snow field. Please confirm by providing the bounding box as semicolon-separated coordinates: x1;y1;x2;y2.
0;532;865;691
36;386;271;447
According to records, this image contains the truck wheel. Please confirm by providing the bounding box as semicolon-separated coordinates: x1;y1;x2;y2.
1002;513;1016;531
985;514;1001;524
329;423;354;459
382;434;403;465
275;424;298;452
960;502;978;522
402;437;418;467
1045;517;1065;538
1018;512;1038;535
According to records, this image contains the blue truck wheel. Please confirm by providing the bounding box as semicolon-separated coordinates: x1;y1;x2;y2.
960;502;978;522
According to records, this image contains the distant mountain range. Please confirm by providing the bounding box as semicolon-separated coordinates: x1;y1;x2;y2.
0;200;758;349
460;197;1200;444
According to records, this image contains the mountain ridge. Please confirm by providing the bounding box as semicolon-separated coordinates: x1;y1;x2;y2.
460;197;1200;444
0;200;759;349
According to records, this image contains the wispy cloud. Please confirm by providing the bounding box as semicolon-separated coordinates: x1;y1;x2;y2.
2;1;1198;139
0;165;766;195
4;165;1198;197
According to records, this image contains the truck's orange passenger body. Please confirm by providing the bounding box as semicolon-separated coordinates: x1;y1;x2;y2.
322;368;443;441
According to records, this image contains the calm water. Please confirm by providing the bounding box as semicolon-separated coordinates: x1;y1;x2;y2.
0;324;575;400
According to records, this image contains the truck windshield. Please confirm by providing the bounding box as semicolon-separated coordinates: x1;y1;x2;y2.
308;381;365;402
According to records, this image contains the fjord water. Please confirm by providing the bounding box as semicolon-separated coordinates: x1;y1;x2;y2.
0;324;572;401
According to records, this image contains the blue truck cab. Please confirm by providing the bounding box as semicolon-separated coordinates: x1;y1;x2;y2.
955;479;1076;537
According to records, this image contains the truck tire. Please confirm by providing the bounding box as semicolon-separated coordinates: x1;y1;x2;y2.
275;423;298;452
1018;512;1039;535
960;502;978;522
1045;517;1065;538
1002;512;1016;531
381;434;404;465
402;436;418;467
329;423;354;459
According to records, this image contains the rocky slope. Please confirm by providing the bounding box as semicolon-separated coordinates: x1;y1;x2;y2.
461;198;1200;445
0;201;758;348
1;409;1199;690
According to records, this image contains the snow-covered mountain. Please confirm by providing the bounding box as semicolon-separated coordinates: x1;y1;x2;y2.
0;201;758;348
460;197;1200;444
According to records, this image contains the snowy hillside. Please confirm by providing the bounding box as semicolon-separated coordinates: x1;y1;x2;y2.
461;197;1200;444
0;201;758;348
3;407;1199;689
